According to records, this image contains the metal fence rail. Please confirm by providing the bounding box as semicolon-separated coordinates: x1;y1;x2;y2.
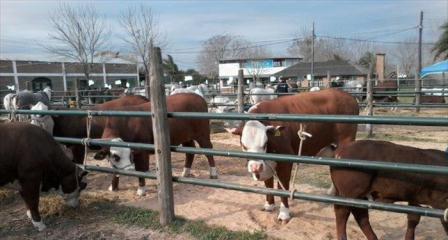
1;110;448;126
82;165;445;219
56;137;448;176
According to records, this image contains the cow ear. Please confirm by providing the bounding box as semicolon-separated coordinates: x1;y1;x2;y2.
316;145;337;158
94;149;110;160
225;127;242;136
266;125;285;136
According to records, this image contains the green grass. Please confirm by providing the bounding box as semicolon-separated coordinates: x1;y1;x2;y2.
96;201;268;240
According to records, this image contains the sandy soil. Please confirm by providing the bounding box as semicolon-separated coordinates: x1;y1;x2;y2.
1;109;447;239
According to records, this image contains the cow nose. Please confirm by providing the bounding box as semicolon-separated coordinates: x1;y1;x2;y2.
251;163;263;174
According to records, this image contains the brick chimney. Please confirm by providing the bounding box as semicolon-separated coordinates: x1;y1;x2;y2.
375;53;385;82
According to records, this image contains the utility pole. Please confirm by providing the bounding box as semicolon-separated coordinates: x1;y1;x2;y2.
311;21;315;88
418;11;423;77
415;11;423;113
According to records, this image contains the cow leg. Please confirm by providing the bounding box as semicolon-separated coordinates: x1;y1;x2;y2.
405;213;421;240
277;163;292;222
441;219;448;235
195;138;218;179
263;177;275;212
351;207;378;240
181;140;195;177
334;205;350;240
109;175;120;192
134;151;149;196
20;180;46;231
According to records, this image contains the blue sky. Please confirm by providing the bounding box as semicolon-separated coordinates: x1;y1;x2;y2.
0;0;447;69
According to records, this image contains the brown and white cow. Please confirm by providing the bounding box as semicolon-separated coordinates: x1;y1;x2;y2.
93;93;217;188
317;140;448;240
0;122;87;231
228;89;359;221
53;95;149;195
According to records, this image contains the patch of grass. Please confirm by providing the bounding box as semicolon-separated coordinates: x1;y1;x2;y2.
94;201;267;240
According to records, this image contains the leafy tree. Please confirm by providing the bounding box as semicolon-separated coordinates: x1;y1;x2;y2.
432;21;448;60
163;55;182;83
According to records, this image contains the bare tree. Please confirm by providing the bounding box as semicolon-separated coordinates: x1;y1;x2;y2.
120;5;165;96
391;38;418;77
47;3;108;81
196;34;259;79
243;47;271;82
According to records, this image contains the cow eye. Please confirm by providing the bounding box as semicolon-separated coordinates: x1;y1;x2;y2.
113;154;121;162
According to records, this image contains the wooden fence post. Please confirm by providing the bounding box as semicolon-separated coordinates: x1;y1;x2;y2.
237;69;244;113
415;71;421;113
150;46;175;225
12;60;19;93
366;73;374;138
74;79;81;109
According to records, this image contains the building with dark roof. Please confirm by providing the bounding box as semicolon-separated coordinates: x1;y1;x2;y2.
274;59;367;87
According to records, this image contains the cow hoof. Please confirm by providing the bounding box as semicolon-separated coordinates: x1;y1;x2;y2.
277;206;291;222
263;202;275;212
32;220;47;231
108;185;118;192
181;168;192;177
209;167;218;179
136;186;148;196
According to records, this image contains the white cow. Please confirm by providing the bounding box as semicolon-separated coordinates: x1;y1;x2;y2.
309;86;321;92
209;96;236;113
249;87;276;105
30;102;54;135
171;84;209;98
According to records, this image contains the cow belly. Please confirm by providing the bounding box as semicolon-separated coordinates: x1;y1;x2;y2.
370;176;417;202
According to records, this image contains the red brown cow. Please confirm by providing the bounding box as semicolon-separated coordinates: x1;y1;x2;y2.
317;140;448;240
53;95;149;194
0;123;87;231
93;93;216;191
228;89;359;221
415;95;446;104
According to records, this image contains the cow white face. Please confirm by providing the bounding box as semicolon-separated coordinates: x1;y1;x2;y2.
236;120;282;181
107;138;134;170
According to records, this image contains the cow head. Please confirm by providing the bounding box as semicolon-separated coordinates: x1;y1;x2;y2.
228;120;286;181
93;138;135;170
60;165;88;208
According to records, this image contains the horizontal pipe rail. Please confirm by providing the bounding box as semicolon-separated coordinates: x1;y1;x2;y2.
81;165;445;219
55;137;448;176
2;110;447;126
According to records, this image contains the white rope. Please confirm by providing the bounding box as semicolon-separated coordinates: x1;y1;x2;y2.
289;124;312;199
82;111;93;165
263;123;311;200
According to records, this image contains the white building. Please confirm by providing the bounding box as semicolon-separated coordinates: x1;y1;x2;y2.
218;57;301;87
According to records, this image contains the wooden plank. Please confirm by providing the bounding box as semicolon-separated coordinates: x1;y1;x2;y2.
366;70;374;137
12;60;19;92
237;69;244;113
149;46;175;225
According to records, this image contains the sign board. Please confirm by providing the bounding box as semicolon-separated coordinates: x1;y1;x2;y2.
184;75;193;81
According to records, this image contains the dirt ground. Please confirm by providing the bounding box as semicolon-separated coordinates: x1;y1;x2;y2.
1;109;447;239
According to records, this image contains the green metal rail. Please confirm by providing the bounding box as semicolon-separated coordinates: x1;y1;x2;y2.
55;137;448;176
1;110;448;126
82;165;445;219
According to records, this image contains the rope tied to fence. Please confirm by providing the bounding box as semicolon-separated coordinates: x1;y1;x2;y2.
290;123;312;200
81;110;93;165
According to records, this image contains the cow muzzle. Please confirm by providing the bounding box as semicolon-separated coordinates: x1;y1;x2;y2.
247;160;276;181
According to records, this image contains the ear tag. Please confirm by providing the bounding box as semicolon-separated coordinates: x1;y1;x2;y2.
274;129;281;137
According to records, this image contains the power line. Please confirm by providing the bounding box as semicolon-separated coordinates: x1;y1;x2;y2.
317;35;436;46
